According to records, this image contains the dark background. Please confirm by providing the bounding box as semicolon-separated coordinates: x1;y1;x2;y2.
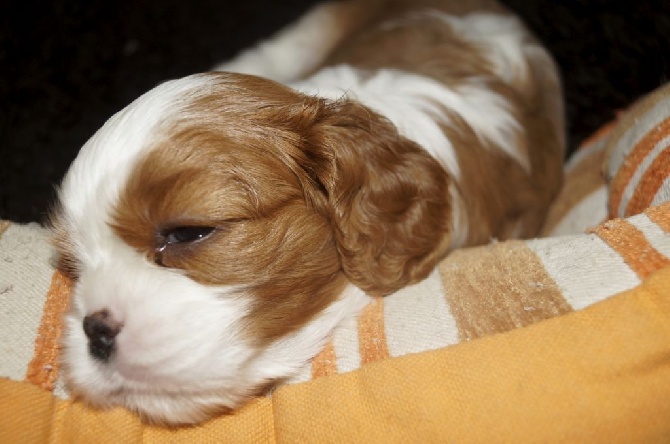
2;0;669;223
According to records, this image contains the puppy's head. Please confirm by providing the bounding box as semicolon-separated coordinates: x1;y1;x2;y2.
50;72;451;424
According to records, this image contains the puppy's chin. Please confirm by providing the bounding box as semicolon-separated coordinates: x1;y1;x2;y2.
65;378;244;426
63;366;253;426
59;251;369;425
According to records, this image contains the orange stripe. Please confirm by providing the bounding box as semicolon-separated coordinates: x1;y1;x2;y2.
591;219;670;279
25;270;73;390
609;117;670;217
645;202;670;232
626;147;670;216
310;341;338;379
357;297;389;365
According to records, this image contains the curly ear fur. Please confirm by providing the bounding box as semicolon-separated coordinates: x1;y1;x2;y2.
299;99;453;296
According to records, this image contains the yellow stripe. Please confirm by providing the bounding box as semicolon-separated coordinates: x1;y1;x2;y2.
25;270;73;390
591;218;670;279
439;241;572;341
357;297;389;365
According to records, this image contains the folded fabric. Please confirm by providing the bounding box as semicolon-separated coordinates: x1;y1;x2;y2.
1;199;669;442
606;82;670;218
2;262;669;443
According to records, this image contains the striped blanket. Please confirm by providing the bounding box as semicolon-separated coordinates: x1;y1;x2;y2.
1;82;669;442
299;206;669;384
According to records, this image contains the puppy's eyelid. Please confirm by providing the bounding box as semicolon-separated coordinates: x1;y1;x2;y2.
161;226;216;245
153;224;219;268
153;219;249;267
157;217;246;243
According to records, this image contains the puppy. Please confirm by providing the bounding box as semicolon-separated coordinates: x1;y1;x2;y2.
50;0;564;425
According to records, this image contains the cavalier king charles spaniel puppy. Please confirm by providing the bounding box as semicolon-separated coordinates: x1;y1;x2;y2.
50;0;564;425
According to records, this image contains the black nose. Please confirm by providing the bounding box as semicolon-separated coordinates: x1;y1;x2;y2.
83;310;121;361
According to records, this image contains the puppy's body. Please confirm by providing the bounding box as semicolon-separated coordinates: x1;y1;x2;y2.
220;0;564;246
51;0;564;425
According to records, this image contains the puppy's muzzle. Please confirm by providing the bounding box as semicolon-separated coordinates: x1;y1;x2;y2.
83;309;122;361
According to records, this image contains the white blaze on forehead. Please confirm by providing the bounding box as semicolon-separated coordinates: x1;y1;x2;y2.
58;74;216;265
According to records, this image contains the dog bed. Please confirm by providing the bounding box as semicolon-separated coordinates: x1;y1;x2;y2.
1;82;669;442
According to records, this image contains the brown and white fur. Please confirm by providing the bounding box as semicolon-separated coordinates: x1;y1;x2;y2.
50;0;564;425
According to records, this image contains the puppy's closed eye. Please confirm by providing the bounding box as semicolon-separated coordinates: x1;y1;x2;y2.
155;225;216;266
160;226;216;246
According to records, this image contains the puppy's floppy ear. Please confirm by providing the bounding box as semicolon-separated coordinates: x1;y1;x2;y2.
297;98;453;296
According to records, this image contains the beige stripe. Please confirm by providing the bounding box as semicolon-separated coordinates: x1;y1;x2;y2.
439;241;573;341
0;221;10;238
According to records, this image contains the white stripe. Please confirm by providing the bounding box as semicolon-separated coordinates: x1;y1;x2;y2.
651;175;670;208
547;186;608;237
330;302;364;374
627;213;670;258
527;234;641;310
0;224;54;381
384;268;460;357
